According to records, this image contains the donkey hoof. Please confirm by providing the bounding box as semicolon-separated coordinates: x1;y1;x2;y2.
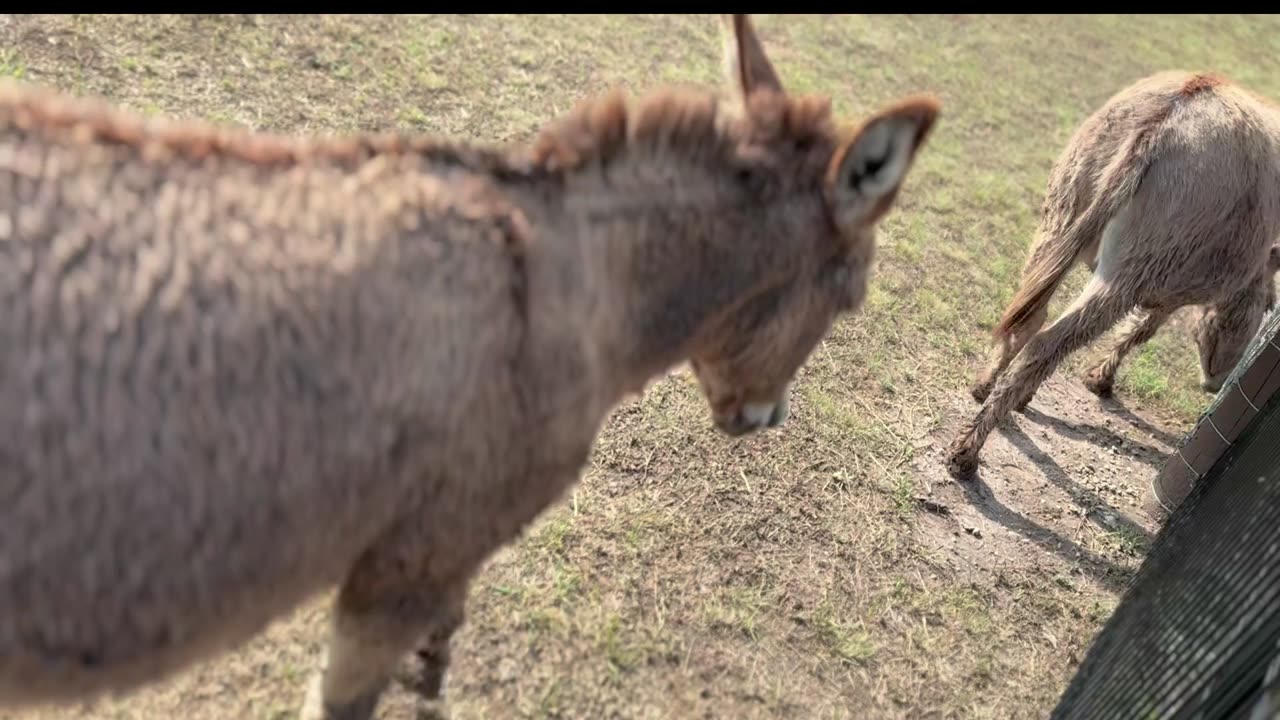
969;382;992;404
1014;398;1032;414
1082;367;1114;398
945;440;979;480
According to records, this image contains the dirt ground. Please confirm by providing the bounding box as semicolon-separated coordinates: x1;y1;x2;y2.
0;12;1269;720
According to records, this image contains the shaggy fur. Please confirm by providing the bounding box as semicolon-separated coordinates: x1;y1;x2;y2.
949;70;1280;480
0;15;939;720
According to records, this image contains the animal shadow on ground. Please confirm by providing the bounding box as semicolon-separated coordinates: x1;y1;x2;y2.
1019;405;1168;470
951;466;1141;594
925;377;1164;594
1000;422;1153;546
1096;396;1184;447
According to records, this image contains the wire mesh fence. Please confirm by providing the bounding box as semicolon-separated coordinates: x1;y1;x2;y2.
1053;308;1280;719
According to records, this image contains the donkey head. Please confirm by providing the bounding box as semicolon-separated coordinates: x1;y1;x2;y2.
1194;245;1280;393
686;15;939;436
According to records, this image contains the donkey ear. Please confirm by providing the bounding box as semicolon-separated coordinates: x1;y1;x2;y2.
825;95;940;230
720;14;784;102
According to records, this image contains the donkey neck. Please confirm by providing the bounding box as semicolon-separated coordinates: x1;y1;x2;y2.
502;85;840;406
549;169;825;400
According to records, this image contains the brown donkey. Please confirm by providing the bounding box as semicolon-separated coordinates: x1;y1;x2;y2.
948;70;1280;480
0;15;939;720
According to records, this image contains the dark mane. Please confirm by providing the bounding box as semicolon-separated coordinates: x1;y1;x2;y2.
0;79;529;178
530;85;839;177
1180;72;1227;98
0;79;839;181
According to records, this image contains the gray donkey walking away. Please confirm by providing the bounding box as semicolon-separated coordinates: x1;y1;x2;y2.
949;70;1280;480
0;15;939;720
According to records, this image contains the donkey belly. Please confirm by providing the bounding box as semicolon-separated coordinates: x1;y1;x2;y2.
0;459;388;707
0;578;321;707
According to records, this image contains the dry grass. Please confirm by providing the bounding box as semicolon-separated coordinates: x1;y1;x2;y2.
2;12;1276;720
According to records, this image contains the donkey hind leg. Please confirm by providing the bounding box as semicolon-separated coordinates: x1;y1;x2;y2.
1082;308;1171;398
972;231;1100;404
971;300;1050;404
946;279;1134;479
1013;239;1105;412
300;561;468;720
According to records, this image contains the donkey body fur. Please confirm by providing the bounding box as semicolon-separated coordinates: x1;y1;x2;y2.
949;70;1280;480
0;16;938;719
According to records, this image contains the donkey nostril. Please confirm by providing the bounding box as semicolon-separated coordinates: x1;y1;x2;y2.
714;409;752;437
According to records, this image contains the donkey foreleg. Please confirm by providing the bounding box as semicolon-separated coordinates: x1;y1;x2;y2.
301;537;470;720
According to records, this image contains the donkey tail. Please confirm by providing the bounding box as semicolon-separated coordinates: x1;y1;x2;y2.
994;138;1151;338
